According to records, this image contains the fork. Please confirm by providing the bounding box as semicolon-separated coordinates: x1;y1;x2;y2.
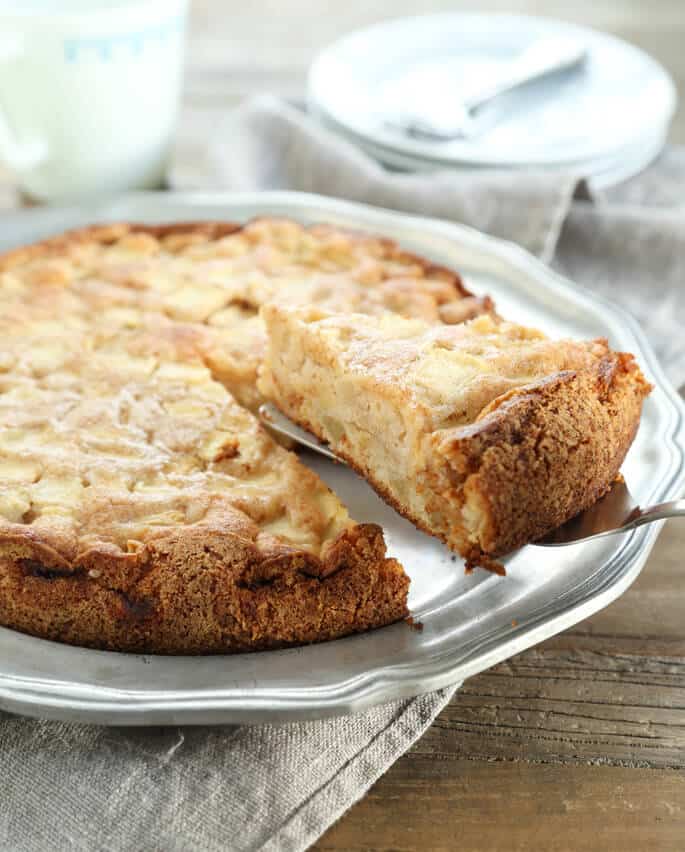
259;402;684;546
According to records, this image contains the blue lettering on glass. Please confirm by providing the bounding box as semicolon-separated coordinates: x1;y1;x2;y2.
64;41;78;62
63;15;182;63
131;34;144;56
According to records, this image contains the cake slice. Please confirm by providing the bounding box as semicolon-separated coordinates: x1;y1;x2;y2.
259;305;651;568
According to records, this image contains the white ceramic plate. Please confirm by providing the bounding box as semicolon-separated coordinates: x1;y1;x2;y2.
312;105;669;192
0;191;683;725
308;13;676;169
310;105;668;191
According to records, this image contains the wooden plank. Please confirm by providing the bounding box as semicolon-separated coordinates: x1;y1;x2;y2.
314;760;685;852
410;523;685;769
316;524;685;848
419;650;685;768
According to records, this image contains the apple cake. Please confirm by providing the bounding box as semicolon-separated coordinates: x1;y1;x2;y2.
1;217;489;653
259;305;651;569
0;219;486;413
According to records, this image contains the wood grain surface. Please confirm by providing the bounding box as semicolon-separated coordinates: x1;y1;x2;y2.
316;524;685;850
315;762;685;852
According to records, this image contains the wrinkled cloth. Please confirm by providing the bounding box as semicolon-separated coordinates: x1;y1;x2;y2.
171;95;578;262
3;94;684;852
1;688;455;852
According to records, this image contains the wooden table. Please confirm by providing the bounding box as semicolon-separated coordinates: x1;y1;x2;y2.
317;521;685;851
184;3;685;849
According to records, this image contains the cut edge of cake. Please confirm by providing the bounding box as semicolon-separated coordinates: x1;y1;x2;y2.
258;304;652;571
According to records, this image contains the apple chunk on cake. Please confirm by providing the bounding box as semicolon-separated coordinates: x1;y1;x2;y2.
259;305;650;568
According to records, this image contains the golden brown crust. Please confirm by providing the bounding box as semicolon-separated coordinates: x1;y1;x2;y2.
0;218;473;299
2;219;475;653
0;524;409;654
7;219;489;335
0;221;243;272
438;355;650;560
0;218;488;415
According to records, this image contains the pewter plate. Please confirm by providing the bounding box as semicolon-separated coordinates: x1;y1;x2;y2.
0;191;683;725
307;13;677;168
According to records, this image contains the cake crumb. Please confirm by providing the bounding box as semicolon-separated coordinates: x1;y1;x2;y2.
465;555;506;576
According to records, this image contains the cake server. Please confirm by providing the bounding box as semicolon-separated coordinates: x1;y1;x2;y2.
259;402;684;546
384;38;587;141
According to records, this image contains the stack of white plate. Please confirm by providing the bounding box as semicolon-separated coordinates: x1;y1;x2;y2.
307;14;677;191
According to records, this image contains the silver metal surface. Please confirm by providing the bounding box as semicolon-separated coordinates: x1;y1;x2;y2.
538;480;685;546
259;409;685;548
259;402;338;460
0;190;683;726
308;14;676;169
385;39;587;141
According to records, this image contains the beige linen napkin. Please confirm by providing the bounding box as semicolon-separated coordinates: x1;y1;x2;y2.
2;95;683;852
172;95;577;263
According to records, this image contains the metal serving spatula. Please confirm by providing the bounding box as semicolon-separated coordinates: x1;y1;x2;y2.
259;403;684;547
